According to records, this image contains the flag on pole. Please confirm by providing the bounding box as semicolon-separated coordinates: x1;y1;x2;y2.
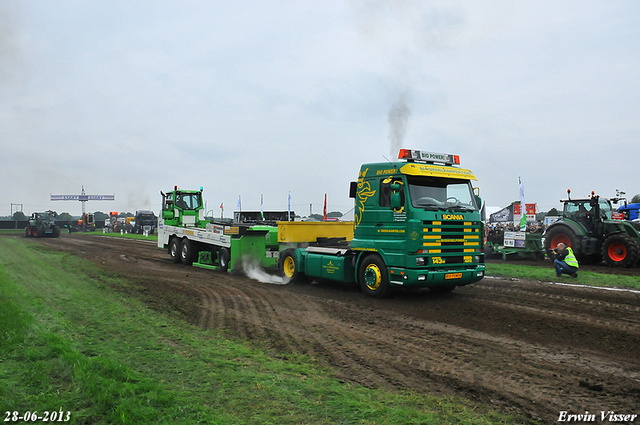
519;177;526;231
220;202;223;219
260;194;264;220
287;192;291;221
237;196;241;212
323;194;327;221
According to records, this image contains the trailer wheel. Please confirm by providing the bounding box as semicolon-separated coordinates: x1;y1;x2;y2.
278;249;301;282
218;248;230;272
180;239;198;265
601;234;639;268
358;255;391;298
169;238;181;263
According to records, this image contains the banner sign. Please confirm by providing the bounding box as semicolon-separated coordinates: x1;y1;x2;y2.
51;194;115;201
504;231;526;248
489;205;513;223
513;203;537;215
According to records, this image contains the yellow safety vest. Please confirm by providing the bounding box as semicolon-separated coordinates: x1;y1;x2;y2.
564;247;579;268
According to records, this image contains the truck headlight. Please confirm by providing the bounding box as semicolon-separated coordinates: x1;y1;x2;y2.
416;257;425;266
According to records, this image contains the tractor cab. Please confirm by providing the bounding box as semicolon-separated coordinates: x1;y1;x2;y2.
561;197;612;233
559;190;613;236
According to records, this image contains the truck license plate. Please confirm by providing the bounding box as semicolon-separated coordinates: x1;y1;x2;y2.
445;273;462;279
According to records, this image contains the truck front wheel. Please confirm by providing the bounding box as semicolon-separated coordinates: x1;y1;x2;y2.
358;255;391;298
169;238;181;263
601;234;639;267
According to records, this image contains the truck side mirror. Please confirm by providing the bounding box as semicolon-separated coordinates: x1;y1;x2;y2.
349;181;357;199
390;181;403;210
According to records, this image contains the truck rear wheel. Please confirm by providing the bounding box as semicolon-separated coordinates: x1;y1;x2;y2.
358;255;392;298
180;239;198;265
601;234;639;267
278;248;301;282
169;238;181;263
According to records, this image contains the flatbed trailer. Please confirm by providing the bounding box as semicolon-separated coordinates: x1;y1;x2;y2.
158;188;279;271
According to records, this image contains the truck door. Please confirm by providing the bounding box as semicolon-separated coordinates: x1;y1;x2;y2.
375;177;408;256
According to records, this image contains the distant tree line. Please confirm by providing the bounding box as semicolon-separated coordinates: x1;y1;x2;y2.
1;211;134;221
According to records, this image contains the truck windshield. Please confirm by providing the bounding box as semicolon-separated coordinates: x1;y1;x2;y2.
407;176;478;212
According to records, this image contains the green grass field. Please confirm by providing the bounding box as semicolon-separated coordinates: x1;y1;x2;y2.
85;230;159;242
0;237;525;425
486;263;640;290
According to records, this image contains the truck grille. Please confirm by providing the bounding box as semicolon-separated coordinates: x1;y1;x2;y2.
421;220;482;262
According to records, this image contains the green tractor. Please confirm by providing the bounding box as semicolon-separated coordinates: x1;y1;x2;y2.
543;190;640;267
25;210;61;238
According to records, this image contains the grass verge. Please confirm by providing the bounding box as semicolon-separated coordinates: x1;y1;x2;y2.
0;237;526;424
77;231;158;242
486;262;640;290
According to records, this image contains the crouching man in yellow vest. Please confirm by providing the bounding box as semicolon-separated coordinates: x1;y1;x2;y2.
552;243;579;278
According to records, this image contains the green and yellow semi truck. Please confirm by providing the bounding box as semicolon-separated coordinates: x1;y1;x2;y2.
159;149;485;297
278;149;485;297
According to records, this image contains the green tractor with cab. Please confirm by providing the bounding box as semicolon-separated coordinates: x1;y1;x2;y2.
25;210;61;238
543;190;640;267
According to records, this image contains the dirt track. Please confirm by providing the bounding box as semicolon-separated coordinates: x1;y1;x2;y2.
29;234;640;423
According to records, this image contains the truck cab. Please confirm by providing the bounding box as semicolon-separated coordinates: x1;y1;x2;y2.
347;149;485;295
161;187;205;228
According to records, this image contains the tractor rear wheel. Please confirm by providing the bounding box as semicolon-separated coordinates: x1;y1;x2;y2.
35;227;44;238
601;234;639;268
544;225;581;257
52;225;60;238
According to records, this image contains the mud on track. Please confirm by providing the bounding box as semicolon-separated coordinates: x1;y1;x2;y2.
27;234;640;423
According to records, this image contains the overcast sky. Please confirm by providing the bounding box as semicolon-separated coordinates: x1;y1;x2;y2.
2;0;639;218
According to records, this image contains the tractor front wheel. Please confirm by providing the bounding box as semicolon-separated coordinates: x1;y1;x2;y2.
358;255;392;298
601;234;639;268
